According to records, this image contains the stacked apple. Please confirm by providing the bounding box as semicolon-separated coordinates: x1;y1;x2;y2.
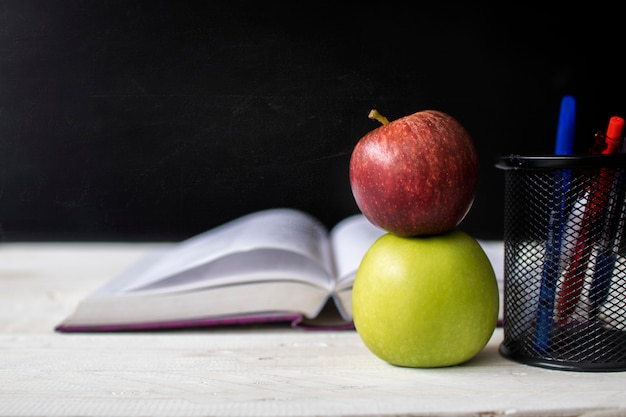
349;109;500;368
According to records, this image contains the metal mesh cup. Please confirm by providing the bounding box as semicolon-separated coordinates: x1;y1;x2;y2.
496;154;626;372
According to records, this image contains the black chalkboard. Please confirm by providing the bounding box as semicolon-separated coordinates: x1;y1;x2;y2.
1;1;624;241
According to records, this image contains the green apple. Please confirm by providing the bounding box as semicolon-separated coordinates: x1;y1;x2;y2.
352;229;499;368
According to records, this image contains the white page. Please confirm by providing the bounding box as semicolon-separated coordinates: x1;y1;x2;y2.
329;214;386;289
99;208;334;294
123;249;336;294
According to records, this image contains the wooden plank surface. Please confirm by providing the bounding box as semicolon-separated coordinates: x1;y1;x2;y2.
1;243;625;417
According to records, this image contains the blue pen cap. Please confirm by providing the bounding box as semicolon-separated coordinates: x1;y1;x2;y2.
555;95;576;156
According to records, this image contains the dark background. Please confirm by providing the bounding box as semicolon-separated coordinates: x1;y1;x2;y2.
1;1;625;242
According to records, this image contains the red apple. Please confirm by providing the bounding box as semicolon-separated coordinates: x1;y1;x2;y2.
349;109;479;237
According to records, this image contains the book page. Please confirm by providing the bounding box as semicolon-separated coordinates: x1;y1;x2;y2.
329;214;386;289
122;249;335;293
62;281;332;330
95;208;335;294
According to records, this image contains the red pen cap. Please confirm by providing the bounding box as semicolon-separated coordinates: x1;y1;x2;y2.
603;116;624;154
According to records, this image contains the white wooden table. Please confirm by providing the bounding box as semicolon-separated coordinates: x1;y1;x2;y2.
1;242;626;417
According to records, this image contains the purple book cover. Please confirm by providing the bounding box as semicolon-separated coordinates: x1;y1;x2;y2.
55;313;355;332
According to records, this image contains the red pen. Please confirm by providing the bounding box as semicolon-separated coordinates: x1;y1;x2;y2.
555;116;625;322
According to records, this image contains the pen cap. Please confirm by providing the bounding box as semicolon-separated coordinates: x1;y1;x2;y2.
496;154;626;372
555;95;576;156
604;116;625;154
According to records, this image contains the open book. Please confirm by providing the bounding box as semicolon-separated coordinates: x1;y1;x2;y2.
55;207;505;332
55;208;387;331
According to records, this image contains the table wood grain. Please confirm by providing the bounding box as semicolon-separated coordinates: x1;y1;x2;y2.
1;243;625;417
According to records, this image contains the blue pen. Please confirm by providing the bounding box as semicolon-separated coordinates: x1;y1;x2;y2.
534;95;575;352
554;96;576;155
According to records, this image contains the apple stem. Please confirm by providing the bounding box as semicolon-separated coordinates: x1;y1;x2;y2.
368;109;390;125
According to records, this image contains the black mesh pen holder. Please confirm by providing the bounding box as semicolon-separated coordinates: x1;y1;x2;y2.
496;154;626;372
